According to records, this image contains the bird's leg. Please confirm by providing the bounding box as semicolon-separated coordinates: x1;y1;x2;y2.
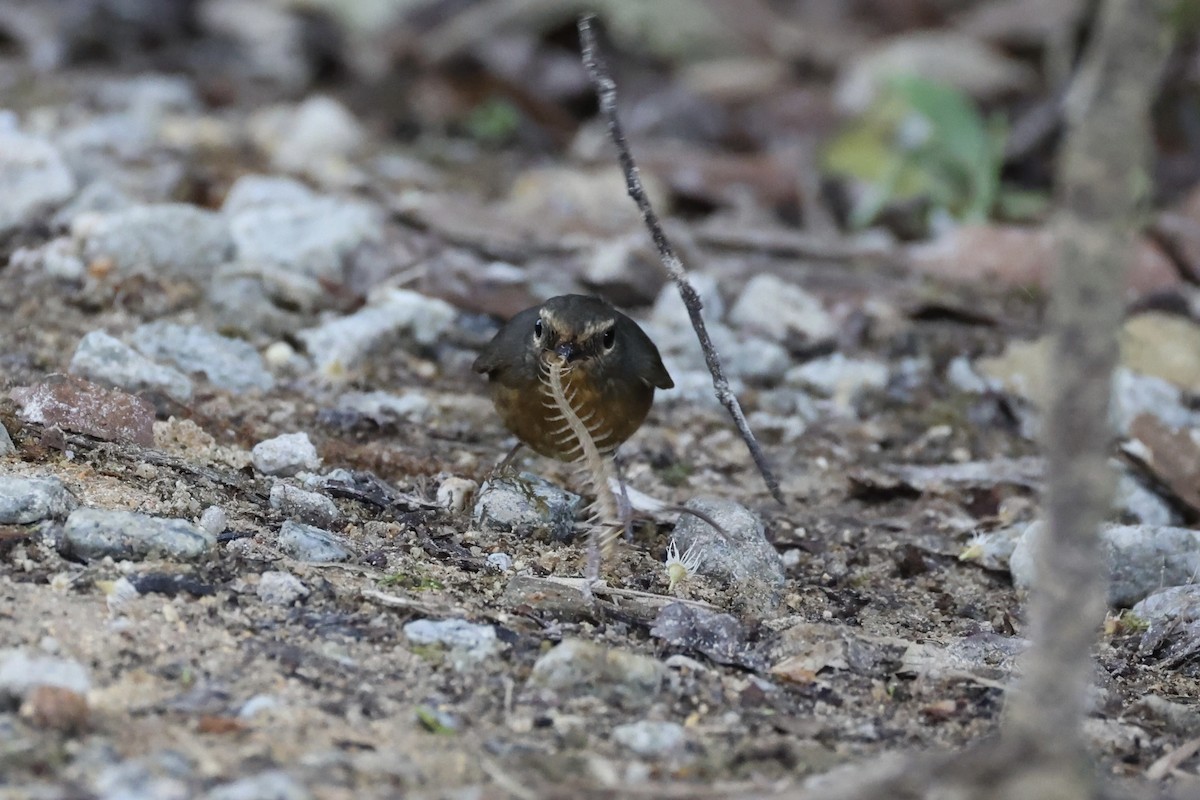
493;442;525;476
612;451;635;543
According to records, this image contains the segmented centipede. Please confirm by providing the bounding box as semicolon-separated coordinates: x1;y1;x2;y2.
540;358;624;588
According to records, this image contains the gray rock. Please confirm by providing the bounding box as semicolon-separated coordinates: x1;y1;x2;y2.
269;482;339;527
206;771;311;800
473;472;582;540
900;633;1030;681
69;330;194;402
207;272;308;340
650;273;725;331
403;618;499;668
131;322;273;394
77;203;233;279
672;497;785;616
93;755;192;800
436;476;479;514
222;174;317;215
200;0;312;90
199;506;227;536
1012;521;1200;608
650;603;763;670
253;433;321;477
612;720;687;758
238;694;281;719
63;509;216;561
95;74;199;115
581;234;667;306
787;354;889;399
0;420;13;456
277;520;350;562
296;288;456;376
227;192;381;282
51;180;134;229
486;552;513;572
256;571;310;606
1131;585;1200;665
331;390;431;425
527;639;667;704
947;355;993;394
37;237;87;280
1114;467;1179;526
56;112;155;161
0;129;76;237
1112;368;1200;435
0;476;78;524
0;649;91;700
261;95;366;174
728;273;837;343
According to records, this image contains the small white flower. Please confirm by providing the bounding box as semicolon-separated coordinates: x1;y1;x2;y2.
959;532;989;562
664;538;705;593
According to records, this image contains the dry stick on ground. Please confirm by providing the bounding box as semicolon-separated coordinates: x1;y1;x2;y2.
1005;0;1174;782
736;2;1176;800
577;14;785;506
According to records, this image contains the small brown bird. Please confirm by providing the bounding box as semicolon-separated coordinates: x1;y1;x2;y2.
473;294;674;461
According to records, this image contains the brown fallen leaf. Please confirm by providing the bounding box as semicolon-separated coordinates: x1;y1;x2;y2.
1124;414;1200;516
196;715;248;735
906;225;1179;298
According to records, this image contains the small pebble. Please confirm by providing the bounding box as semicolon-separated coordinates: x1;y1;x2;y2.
256;571;309;606
63;508;216;562
0;476;78;524
612;720;687;758
227;188;381;282
728;273;837;343
332;390;431;425
486;552;513;573
69;330;194;402
252;432;321;477
473;472;581;541
277;520;351;562
437;477;479;514
403;618;499;669
238;694;281;719
296;288;456;377
131;322;273;394
527;639;666;705
0;648;91;700
198;506;228;536
77;203;232;279
787;354;889;398
269;482;339;527
20;684;89;732
0;420;14;456
206;770;311;800
0;128;76;237
257;94;366;175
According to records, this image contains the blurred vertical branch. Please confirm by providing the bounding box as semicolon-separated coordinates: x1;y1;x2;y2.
1005;0;1174;782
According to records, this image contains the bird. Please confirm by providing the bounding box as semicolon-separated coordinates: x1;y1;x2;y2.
472;294;673;463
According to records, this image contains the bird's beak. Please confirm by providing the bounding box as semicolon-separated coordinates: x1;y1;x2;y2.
555;341;578;362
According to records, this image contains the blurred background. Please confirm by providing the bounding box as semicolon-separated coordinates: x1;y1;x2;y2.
4;0;1199;315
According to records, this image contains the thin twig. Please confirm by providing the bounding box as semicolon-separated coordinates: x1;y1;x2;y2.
577;14;785;506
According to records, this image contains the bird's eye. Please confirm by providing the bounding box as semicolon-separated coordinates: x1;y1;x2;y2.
602;327;616;350
534;319;544;339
